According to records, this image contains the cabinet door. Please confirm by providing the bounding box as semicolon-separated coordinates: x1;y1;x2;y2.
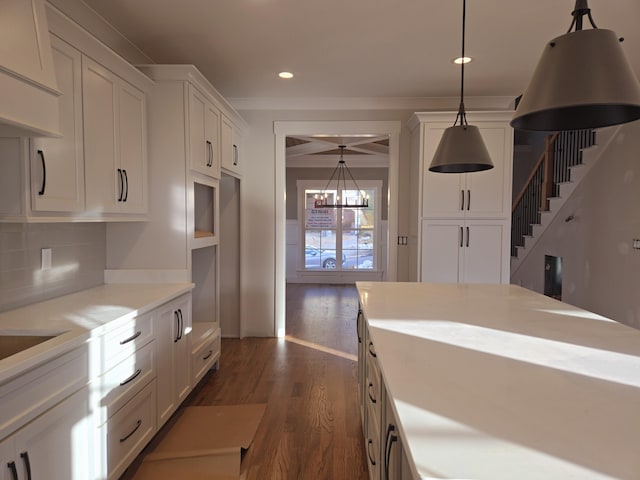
155;295;192;428
421;123;465;218
118;81;147;213
82;56;119;213
462;221;508;284
420;219;462;283
421;120;512;219
189;86;220;178
0;437;14;480
13;386;93;480
464;123;512;219
221;115;242;175
30;36;84;213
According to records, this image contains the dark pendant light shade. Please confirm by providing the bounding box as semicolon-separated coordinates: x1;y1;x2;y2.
428;0;494;174
512;1;640;131
429;125;493;173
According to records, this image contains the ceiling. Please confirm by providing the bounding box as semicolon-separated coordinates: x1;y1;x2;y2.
80;0;640;102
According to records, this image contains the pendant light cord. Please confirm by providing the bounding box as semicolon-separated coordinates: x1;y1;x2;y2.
456;0;468;126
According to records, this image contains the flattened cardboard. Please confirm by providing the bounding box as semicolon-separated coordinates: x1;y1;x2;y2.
133;404;266;480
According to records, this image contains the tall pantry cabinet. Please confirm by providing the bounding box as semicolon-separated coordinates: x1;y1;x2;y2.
409;111;514;284
105;65;246;385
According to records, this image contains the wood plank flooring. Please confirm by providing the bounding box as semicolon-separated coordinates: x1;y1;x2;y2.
123;283;368;480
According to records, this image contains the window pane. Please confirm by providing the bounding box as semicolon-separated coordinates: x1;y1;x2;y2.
305;230;339;269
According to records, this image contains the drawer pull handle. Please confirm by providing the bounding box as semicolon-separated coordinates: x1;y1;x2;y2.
368;382;377;404
120;419;142;443
119;330;142;345
120;368;142;386
203;349;213;360
37;150;46;196
7;461;18;480
20;452;32;480
368;341;377;358
367;439;376;466
384;424;398;480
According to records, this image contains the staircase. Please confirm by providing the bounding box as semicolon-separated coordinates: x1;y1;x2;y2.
510;126;619;275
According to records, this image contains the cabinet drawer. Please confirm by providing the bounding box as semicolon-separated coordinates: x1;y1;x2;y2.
0;345;88;439
95;340;156;425
101;312;153;373
191;328;220;386
366;401;381;480
366;340;382;428
104;379;156;480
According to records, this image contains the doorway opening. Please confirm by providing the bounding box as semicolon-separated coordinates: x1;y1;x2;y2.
274;121;401;337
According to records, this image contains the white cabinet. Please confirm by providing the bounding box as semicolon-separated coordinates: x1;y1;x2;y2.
221;114;243;175
420;219;508;284
420;120;512;219
155;294;192;428
30;35;84;213
9;386;93;480
189;84;220;179
410;111;513;284
0;0;60;137
83;56;147;215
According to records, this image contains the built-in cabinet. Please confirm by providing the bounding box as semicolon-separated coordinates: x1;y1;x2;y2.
221;114;243;176
82;56;147;215
409;112;513;284
0;5;151;222
30;35;84;213
1;386;93;480
358;309;412;480
155;294;192;427
0;0;60;137
189;85;221;179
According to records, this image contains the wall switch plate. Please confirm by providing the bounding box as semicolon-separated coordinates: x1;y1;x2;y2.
41;248;52;270
633;239;640;250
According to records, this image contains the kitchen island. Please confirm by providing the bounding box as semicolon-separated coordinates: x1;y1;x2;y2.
357;282;640;480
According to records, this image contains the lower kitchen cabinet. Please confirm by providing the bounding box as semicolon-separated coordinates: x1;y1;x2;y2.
155;293;192;428
420;218;509;284
358;307;414;480
1;385;93;480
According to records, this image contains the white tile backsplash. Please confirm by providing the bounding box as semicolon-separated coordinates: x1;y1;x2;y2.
0;223;106;312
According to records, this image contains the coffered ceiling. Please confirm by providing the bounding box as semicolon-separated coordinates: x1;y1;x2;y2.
79;0;640;102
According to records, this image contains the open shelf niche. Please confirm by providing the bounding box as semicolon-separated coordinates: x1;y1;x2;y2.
192;178;218;249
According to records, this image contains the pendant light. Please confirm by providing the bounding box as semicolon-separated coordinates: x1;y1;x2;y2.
429;0;493;173
314;145;369;208
511;0;640;131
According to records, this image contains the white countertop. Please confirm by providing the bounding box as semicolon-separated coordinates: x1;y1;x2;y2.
0;283;193;383
357;282;640;480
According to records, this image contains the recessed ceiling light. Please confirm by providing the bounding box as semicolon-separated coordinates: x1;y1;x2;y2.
453;56;472;65
278;71;294;79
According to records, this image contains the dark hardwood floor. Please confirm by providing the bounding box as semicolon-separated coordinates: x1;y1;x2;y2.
124;283;368;480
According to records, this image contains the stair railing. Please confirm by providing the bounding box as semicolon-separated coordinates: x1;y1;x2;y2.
511;130;595;256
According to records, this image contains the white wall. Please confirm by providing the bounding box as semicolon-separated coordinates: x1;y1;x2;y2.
511;120;640;328
237;109;414;336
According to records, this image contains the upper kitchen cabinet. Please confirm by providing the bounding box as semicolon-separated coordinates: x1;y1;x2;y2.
0;4;153;222
0;0;61;137
189;84;221;179
30;36;84;214
413;112;513;220
83;56;147;216
221;114;244;176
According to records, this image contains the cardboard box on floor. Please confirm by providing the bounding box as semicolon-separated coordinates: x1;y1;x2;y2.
133;404;266;480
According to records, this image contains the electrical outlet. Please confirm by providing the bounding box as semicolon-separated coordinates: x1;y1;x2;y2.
41;248;52;270
633;239;640;250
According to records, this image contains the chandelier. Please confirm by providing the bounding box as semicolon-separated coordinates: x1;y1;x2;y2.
314;145;369;208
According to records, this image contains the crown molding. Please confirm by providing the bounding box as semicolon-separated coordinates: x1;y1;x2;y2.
229;96;516;112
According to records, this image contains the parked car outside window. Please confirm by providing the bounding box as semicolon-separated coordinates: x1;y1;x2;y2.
305;246;346;269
